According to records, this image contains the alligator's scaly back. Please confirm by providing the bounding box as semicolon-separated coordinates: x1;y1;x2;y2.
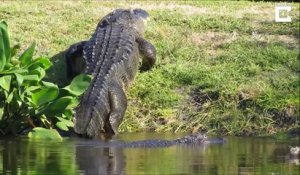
66;9;156;137
108;133;225;148
75;24;138;136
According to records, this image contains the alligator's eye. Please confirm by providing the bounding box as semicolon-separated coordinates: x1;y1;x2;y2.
99;20;109;28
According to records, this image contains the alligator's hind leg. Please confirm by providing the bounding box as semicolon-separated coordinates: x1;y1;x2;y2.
65;41;87;79
106;81;127;134
136;37;156;71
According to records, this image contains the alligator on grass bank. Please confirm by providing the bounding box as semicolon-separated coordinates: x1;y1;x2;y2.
65;9;156;137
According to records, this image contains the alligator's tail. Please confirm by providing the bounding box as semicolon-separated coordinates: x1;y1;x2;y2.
74;87;110;137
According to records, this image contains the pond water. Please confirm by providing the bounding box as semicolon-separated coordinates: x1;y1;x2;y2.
0;132;299;175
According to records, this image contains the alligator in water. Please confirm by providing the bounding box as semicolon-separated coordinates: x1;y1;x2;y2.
77;133;226;148
65;9;156;137
113;133;226;148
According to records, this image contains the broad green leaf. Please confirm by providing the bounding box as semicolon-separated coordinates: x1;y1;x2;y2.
3;91;8;98
0;75;11;91
68;98;79;108
6;91;13;103
22;85;40;98
19;43;35;66
0;31;6;71
21;85;40;100
55;117;74;131
14;73;24;86
0;21;10;59
42;81;57;88
28;127;62;140
0;52;6;71
23;74;39;81
31;67;45;80
43;96;73;116
63;74;92;96
0;21;10;71
57;117;74;127
55;122;69;131
31;87;59;106
3;62;13;69
25;96;33;104
63;110;73;119
0;67;28;75
34;57;52;70
27;57;51;71
0;107;3;120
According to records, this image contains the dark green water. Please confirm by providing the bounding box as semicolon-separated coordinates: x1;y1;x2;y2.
0;132;299;175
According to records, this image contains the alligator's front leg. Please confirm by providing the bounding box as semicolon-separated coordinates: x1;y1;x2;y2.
136;37;156;71
106;81;127;134
65;41;87;79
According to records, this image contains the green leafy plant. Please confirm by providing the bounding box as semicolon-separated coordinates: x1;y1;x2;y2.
0;21;91;139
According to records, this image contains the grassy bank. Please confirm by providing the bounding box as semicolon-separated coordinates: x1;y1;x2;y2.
0;1;299;136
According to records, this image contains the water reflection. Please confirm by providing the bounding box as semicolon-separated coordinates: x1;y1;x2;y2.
76;144;125;175
0;133;299;175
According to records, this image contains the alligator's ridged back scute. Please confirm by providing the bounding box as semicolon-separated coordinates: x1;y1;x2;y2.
122;38;140;88
74;85;110;134
74;25;116;134
86;95;110;136
75;24;138;136
120;140;174;148
88;25;133;108
84;26;112;74
110;38;139;89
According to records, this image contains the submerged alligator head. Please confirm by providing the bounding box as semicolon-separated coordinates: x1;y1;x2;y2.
66;9;156;137
173;133;208;144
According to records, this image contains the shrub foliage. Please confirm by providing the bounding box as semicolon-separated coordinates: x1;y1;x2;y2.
0;21;91;138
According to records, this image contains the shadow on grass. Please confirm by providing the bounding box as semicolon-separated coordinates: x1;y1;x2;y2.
45;50;72;87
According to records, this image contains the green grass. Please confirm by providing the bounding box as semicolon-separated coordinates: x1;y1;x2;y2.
0;1;299;136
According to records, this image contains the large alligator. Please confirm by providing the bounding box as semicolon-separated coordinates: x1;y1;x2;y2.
112;133;226;148
76;133;226;148
65;9;156;137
